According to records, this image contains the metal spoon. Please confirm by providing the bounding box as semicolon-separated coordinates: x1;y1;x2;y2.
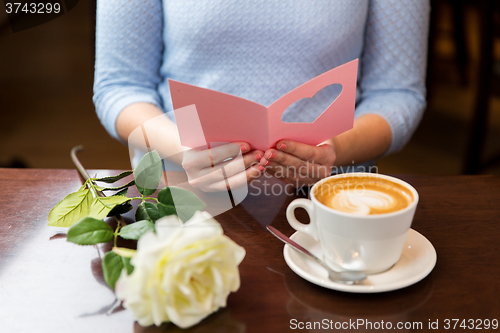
267;226;367;285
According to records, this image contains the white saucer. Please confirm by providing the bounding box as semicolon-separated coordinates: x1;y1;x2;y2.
283;228;437;293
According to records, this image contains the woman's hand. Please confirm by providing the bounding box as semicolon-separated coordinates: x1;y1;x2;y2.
258;140;336;188
257;114;394;188
182;142;264;192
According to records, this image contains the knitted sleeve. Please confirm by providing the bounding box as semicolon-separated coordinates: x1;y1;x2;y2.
355;0;430;155
93;0;164;140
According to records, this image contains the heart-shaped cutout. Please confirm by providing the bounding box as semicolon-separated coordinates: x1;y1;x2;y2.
280;83;343;123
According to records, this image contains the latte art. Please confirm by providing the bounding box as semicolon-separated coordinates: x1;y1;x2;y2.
331;189;398;215
315;176;414;215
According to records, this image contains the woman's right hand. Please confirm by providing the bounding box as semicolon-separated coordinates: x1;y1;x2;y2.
182;142;264;192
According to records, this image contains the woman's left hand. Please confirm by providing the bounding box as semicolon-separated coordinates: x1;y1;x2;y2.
258;140;336;187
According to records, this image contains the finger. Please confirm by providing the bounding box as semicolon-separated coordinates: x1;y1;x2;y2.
182;147;213;171
224;154;264;181
224;164;263;191
212;149;263;176
207;142;241;165
253;151;264;163
246;150;264;168
233;141;250;153
214;153;247;178
260;160;291;179
261;149;308;170
207;149;259;178
210;147;262;173
263;158;331;181
187;168;227;191
197;164;264;192
182;142;248;173
275;140;333;165
246;163;265;183
190;149;261;181
210;141;255;164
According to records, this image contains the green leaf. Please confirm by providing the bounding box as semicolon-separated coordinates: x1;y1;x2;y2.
135;201;160;222
102;252;134;288
112;246;137;259
122;257;134;275
134;151;163;196
66;217;114;245
102;251;126;289
94;185;105;191
48;189;93;227
100;179;135;192
119;220;155;240
157;187;206;222
113;188;129;197
94;171;133;184
89;195;130;220
107;201;133;217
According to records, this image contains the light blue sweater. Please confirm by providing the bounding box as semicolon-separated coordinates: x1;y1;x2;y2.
94;0;429;158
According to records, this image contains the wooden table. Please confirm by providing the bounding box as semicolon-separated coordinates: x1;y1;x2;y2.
0;169;499;332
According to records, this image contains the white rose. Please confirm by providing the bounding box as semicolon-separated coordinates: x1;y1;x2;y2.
115;211;245;328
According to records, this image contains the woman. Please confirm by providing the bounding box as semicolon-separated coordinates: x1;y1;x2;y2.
94;0;429;189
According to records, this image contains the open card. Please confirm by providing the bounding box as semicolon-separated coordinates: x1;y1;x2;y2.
170;59;358;151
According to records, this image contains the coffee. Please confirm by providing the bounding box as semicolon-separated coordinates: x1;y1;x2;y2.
288;173;419;273
314;175;413;215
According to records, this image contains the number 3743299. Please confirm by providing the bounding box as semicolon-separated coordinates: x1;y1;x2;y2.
443;319;498;330
5;2;61;14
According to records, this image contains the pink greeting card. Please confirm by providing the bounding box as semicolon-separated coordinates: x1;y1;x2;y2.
170;59;358;151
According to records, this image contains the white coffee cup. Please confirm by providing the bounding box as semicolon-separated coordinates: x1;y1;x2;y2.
286;173;419;274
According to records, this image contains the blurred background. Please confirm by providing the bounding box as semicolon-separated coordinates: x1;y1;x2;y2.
1;0;500;174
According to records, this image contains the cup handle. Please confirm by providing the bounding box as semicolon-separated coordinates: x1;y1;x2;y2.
286;199;318;241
